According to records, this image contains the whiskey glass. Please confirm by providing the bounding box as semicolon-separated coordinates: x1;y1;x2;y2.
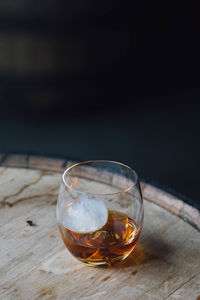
57;160;143;266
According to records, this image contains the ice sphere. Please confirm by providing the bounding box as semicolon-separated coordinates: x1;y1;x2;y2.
62;194;108;233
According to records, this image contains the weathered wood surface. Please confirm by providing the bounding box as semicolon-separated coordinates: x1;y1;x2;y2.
0;154;200;300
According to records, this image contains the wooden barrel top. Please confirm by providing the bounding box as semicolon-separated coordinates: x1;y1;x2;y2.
0;154;200;300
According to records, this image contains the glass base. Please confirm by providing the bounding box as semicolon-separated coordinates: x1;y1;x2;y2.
77;251;132;267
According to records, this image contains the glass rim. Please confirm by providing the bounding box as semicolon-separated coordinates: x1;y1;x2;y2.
62;160;139;196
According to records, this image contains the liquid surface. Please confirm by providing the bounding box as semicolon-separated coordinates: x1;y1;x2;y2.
59;210;141;266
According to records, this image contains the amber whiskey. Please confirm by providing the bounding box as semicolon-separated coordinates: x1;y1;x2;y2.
59;210;141;266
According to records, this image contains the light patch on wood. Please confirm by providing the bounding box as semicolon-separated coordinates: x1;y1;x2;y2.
39;249;84;275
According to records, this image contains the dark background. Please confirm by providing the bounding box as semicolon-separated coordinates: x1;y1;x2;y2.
0;1;200;205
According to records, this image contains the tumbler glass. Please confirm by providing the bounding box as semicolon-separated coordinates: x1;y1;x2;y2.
57;161;143;266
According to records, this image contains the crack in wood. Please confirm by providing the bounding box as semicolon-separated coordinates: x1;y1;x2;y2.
134;270;180;300
0;172;43;207
162;270;200;300
0;187;59;208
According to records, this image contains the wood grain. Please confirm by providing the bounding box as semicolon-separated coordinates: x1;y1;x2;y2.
0;158;199;299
